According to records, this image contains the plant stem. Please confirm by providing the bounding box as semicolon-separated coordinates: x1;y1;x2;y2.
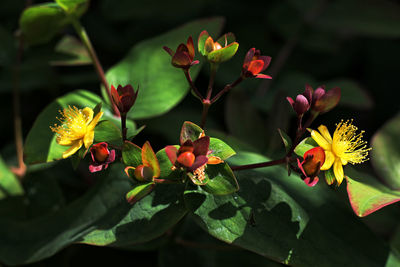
211;76;243;103
11;35;26;179
231;158;287;171
183;69;203;101
200;100;211;129
71;19;119;115
121;114;127;141
206;63;218;100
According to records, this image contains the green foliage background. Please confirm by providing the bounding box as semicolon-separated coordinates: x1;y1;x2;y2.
0;0;400;266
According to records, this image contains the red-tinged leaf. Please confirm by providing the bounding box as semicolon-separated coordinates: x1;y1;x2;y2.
142;141;160;178
126;182;156;205
198;30;210;55
165;145;178;165
180;121;204;144
346;168;400;217
216;32;236;47
207;42;239;63
124;166;135;178
255;74;272;79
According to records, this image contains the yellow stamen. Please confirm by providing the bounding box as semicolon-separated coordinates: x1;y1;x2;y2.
310;119;371;185
50;106;103;158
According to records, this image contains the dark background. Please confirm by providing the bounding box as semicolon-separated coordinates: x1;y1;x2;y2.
0;0;399;266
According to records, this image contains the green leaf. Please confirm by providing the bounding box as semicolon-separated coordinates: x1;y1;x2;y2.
24;90;102;164
371;113;400;189
345;168;400;217
0;156;24;200
324;168;336;185
80;171;187;247
278;128;292;153
126;182;155;204
156;146;183;181
94;120;123;146
184;152;390;266
294;137;318;157
55;0;89;16
180;121;204;144
207;42;239;63
105;17;224;119
50;35;92;66
142;142;160;178
122;141;142;167
209;138;236;160
202;163;239;195
0;164;187;264
19;3;69;46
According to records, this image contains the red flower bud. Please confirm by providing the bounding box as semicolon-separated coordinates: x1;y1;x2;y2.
111;84;138;115
177;151;196;167
297;147;325;187
134;165;154;182
163;36;199;69
89;142;116;173
312;86;341;113
242;48;272;79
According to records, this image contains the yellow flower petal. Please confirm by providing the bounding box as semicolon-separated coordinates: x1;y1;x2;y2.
311;130;331;151
333;158;344;185
87;111;103;131
62;139;83;159
317;125;332;143
82;107;94;124
57;136;74;146
321;150;335;170
84;130;94;148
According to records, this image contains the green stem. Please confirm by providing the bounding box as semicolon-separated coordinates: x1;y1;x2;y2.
11;35;26;179
206;63;218;100
200;100;211;129
71;19;119;115
121;114;127;141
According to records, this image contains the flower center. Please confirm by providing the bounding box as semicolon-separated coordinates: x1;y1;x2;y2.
331;120;370;165
51;106;88;141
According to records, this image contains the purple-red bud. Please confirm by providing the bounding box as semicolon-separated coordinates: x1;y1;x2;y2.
287;94;310;116
163;36;199;69
312;86;341;113
111;84;138;115
242;48;272;79
297;147;325;187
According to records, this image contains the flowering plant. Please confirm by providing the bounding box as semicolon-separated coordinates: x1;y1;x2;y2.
1;1;398;266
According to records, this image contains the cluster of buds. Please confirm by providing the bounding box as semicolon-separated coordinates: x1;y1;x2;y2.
111;84;139;115
287;84;341;117
165;135;223;185
89;142;116;173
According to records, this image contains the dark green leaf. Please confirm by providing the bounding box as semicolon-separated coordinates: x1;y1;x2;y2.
19;3;69;46
126;182;155;204
371;113;400;189
94;120;123;146
0;156;24;200
184;152;391;266
122;141;142;167
105;17;224;119
202;163;239;195
294;137;318;157
50;35;92;66
278;128;292;153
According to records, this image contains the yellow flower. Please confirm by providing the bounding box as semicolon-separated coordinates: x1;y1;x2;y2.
310;120;371;185
50;106;103;159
